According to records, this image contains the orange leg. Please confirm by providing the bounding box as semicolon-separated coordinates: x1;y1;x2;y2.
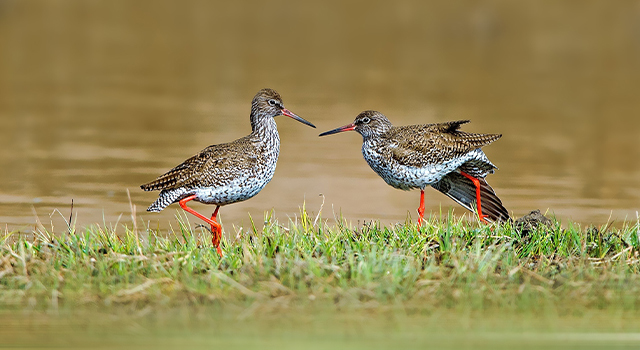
417;189;425;227
179;195;223;256
210;206;222;256
459;171;490;224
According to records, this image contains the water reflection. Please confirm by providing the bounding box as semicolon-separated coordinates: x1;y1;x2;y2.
0;1;639;232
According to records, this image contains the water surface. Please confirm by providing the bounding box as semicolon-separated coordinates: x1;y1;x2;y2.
1;1;639;233
3;309;640;350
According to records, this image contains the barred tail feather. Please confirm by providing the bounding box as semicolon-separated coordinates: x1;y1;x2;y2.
432;172;510;223
146;188;189;212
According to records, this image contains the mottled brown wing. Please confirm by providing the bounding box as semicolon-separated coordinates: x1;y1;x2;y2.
387;121;501;168
140;153;202;191
140;137;256;191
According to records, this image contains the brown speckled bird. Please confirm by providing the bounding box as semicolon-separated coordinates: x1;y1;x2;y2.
141;89;315;255
319;110;509;225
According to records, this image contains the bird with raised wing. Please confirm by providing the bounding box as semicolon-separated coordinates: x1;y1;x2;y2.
319;110;509;225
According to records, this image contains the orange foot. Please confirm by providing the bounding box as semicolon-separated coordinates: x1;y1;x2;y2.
210;224;222;256
478;213;490;225
209;207;223;257
417;189;425;228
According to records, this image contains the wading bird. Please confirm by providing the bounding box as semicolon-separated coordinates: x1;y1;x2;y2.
319;110;509;225
141;89;316;255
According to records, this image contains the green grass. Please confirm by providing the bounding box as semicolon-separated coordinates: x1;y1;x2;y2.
2;207;640;314
3;208;640;348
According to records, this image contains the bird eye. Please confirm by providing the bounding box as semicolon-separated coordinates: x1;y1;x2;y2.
361;117;371;124
268;99;277;107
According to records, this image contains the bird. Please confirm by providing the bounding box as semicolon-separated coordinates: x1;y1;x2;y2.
319;110;509;225
141;88;316;255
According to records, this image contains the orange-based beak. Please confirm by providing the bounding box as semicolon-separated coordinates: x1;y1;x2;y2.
319;123;356;136
281;108;316;128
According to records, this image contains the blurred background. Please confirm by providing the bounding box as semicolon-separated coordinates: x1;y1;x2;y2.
0;0;639;233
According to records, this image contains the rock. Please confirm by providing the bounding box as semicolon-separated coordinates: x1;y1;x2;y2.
515;209;553;235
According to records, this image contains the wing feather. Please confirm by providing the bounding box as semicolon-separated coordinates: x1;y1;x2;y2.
140;136;257;191
431;172;510;223
385;121;501;168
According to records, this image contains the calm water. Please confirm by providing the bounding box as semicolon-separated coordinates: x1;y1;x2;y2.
1;1;639;233
3;309;640;350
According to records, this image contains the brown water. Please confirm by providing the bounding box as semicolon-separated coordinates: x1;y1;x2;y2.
4;309;640;350
1;1;639;233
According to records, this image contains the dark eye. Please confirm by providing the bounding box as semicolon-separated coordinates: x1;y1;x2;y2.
268;99;277;107
361;117;371;124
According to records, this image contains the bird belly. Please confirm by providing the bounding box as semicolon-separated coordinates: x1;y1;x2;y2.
378;163;457;190
364;149;470;191
193;170;274;206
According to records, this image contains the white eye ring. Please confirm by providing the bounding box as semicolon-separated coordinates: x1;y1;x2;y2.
361;117;371;124
268;99;277;106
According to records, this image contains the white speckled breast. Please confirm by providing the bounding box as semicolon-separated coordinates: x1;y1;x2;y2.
362;144;491;191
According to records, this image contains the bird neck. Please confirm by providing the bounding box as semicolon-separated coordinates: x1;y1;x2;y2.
359;123;392;140
361;132;380;142
250;114;279;139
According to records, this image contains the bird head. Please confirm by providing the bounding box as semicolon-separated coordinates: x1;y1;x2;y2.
319;110;392;139
251;88;315;128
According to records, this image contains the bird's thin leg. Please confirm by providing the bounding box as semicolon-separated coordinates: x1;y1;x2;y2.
210;206;222;256
459;171;490;224
179;195;215;224
417;189;425;227
179;195;223;255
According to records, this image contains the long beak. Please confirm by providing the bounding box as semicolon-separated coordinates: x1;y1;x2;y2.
281;108;316;128
319;123;356;136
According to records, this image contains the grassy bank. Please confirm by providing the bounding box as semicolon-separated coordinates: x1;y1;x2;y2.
3;208;640;348
2;207;640;315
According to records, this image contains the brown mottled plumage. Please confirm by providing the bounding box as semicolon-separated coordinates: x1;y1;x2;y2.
140;136;261;194
385;121;502;169
319;110;509;224
141;88;316;255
